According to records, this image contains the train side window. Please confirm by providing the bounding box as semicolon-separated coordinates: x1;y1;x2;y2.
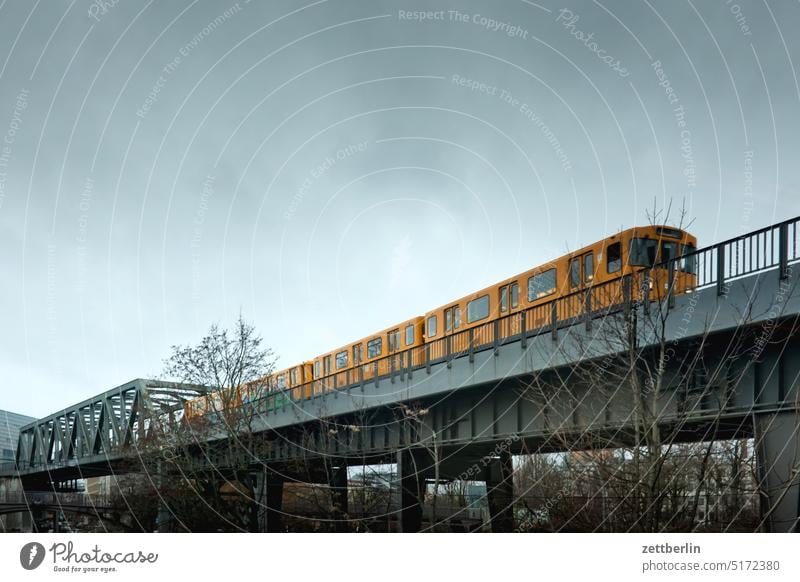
500;286;509;312
336;351;348;369
584;253;594;282
290;368;298;384
405;324;415;346
277;374;287;389
569;258;581;288
367;337;382;358
427;315;438;337
445;306;461;332
510;282;519;308
607;242;621;273
353;344;363;365
467;295;490;323
527;269;556;300
323;355;331;375
314;361;320;379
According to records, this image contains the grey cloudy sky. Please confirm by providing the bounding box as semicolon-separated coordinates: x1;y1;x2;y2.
0;0;798;417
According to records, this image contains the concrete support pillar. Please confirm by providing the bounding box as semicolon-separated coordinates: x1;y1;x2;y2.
755;411;800;532
328;462;349;532
485;450;515;532
397;450;425;532
156;501;171;533
255;466;285;533
156;460;171;533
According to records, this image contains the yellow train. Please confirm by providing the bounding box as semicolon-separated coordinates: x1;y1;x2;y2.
185;225;697;420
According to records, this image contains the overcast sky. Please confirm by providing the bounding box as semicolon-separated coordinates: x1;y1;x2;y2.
0;0;798;417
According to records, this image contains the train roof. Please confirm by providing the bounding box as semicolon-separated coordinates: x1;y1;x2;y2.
422;224;696;316
313;315;425;360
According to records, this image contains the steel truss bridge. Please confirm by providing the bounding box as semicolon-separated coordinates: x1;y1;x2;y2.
2;217;800;532
0;380;209;486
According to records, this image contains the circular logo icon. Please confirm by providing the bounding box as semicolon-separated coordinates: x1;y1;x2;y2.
20;542;46;570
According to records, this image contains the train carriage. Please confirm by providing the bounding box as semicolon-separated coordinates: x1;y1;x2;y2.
184;224;697;421
312;316;425;394
423;225;697;356
272;362;314;401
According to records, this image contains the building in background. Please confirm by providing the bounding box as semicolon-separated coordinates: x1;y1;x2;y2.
0;409;35;464
0;409;36;531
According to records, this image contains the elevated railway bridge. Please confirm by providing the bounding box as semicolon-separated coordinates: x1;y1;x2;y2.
2;217;800;532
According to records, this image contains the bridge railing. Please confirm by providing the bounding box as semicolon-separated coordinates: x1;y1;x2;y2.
695;216;798;293
184;216;800;418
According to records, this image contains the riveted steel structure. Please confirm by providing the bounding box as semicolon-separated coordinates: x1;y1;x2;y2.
1;379;209;485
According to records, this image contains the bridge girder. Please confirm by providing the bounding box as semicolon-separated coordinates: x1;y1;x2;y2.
2;379;209;480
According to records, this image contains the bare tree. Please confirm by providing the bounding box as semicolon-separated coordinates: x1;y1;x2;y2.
124;315;277;531
516;207;763;532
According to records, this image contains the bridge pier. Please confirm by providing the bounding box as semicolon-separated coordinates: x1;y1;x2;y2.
255;466;285;533
156;461;172;533
397;450;427;533
485;450;515;532
755;411;800;532
328;461;349;532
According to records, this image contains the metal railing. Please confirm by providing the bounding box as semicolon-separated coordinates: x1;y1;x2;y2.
236;216;799;416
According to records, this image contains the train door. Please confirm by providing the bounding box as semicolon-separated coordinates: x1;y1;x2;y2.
387;329;400;376
302;362;313;399
629;236;669;301
351;343;363;384
498;281;520;339
313;359;322;396
323;354;332;391
658;239;681;296
568;256;582;318
290;366;300;401
568;253;594;317
444;304;463;352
